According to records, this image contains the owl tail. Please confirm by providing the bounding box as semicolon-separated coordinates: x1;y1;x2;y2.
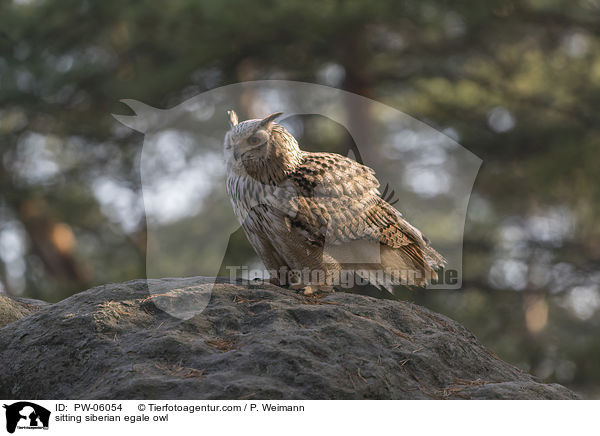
326;240;445;293
372;244;445;291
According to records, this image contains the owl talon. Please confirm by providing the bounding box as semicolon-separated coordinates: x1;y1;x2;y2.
247;277;264;289
301;285;335;296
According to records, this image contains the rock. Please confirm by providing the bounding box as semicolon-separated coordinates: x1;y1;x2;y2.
0;295;48;328
0;277;578;399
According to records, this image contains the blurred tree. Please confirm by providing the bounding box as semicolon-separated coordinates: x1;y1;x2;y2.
0;0;599;396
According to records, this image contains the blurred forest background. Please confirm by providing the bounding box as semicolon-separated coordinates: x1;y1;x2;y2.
1;0;599;397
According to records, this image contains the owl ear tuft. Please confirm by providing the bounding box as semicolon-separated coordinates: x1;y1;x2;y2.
259;112;283;128
227;110;239;127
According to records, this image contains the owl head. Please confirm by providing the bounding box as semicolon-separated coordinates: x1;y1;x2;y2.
224;110;303;181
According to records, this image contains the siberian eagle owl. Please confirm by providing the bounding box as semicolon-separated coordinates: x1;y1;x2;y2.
224;110;445;294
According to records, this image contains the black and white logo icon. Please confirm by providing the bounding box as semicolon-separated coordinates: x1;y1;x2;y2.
3;402;50;434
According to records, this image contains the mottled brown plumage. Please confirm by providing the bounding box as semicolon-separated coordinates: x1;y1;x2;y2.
224;110;445;292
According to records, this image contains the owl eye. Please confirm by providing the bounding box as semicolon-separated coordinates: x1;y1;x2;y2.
247;136;261;146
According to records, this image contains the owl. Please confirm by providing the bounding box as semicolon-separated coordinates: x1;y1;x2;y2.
224;110;445;294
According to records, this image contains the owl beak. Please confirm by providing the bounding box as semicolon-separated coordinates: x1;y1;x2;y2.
234;146;259;160
238;147;261;161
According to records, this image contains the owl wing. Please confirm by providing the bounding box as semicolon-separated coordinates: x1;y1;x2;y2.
286;152;439;268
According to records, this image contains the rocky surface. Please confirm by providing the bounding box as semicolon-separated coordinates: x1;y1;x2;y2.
0;295;48;328
0;277;578;399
